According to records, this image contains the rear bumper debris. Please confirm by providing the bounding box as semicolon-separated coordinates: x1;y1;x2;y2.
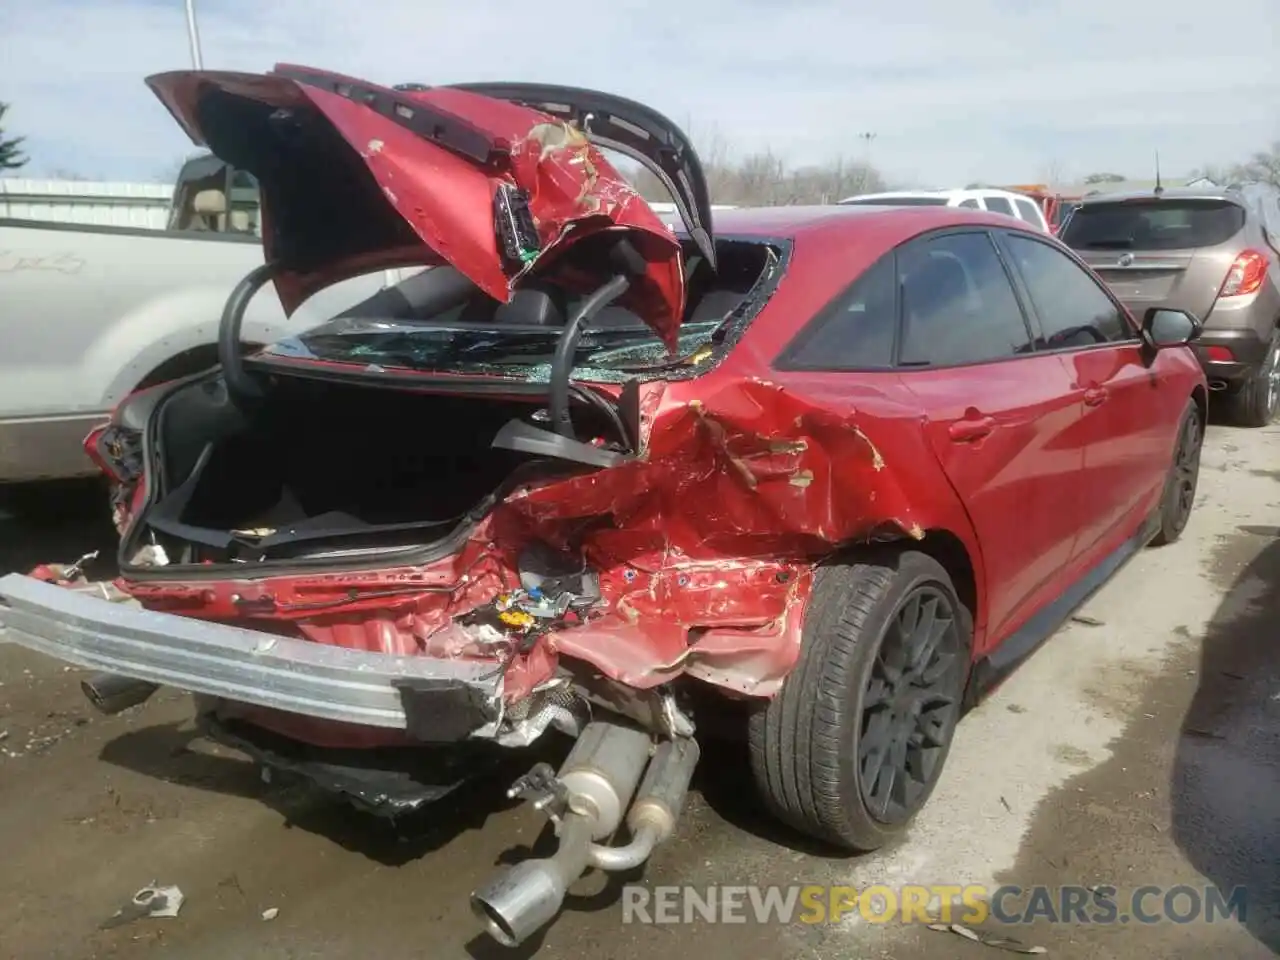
0;572;501;734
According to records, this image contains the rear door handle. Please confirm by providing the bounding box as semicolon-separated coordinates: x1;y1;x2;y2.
948;416;996;442
1083;386;1108;406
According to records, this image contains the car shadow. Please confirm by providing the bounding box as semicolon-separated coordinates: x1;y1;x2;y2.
100;718;650;959
688;731;862;860
98;719;543;868
1172;529;1280;952
0;478;118;578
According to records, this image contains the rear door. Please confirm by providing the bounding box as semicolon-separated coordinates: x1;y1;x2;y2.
1060;196;1248;319
996;228;1176;561
892;229;1086;647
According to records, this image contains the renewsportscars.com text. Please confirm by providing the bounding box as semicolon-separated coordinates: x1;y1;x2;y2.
621;884;1248;926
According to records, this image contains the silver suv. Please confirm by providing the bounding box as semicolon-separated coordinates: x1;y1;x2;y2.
1062;183;1280;425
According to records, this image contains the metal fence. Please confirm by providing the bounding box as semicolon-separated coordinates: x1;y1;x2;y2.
0;179;175;229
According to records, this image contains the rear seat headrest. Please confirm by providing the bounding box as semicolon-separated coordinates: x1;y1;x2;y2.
493;285;566;327
192;189;227;215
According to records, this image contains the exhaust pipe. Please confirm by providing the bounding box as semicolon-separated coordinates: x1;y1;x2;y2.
1208;379;1229;392
471;811;596;947
81;673;159;715
589;736;700;871
470;721;700;947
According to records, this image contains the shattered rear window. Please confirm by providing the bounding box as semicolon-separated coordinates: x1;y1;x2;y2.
269;315;718;381
258;238;787;384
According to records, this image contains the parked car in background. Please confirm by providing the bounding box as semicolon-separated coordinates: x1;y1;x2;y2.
0;155;394;486
838;187;1052;232
0;64;1208;949
995;184;1068;234
1061;183;1280;425
1054;199;1081;233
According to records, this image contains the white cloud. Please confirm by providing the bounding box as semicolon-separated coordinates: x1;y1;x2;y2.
1;0;1277;186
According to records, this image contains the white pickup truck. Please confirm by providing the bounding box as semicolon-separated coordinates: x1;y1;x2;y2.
0;155;391;484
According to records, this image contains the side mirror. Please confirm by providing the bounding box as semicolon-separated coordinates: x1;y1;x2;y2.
1142;307;1203;347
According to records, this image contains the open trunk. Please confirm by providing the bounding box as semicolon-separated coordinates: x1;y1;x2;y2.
126;376;608;568
119;231;780;574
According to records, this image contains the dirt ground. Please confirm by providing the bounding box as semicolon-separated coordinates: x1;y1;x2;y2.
1;418;1279;960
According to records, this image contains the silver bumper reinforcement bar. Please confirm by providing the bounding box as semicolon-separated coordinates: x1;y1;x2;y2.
0;573;500;730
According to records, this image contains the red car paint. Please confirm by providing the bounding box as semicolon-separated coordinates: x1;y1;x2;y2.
146;65;687;348
86;71;1206;753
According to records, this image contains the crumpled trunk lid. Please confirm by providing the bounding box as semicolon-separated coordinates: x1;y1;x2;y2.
145;64;690;348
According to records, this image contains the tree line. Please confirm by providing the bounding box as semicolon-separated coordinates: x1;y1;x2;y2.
1192;141;1280;188
4;95;1276;198
0;102;24;170
625;127;888;206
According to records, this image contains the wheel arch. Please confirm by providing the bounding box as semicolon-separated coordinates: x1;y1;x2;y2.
1191;382;1209;427
134;341;263;390
833;526;983;649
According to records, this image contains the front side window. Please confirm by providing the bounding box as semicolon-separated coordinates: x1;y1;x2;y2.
1002;233;1133;347
897;232;1033;366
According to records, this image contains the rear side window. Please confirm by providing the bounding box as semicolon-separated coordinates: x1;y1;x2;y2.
777;253;897;369
1003;233;1132;346
984;196;1015;216
1062;199;1246;251
898;232;1033;366
1014;198;1042;225
958;198;980;209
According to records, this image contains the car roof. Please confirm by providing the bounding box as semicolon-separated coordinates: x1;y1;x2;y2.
1075;186;1241;205
703;203;1038;239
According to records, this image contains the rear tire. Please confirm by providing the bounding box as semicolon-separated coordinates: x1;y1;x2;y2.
1225;329;1280;428
1149;400;1204;546
748;550;969;851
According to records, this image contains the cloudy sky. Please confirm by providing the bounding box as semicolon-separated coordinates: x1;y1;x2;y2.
2;0;1277;187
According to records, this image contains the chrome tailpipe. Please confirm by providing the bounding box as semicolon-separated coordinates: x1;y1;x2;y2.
471;811;596;947
81;672;159;715
470;720;700;947
1208;379;1230;392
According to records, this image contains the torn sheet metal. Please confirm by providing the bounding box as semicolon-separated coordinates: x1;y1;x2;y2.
125;376;921;714
144;65;686;348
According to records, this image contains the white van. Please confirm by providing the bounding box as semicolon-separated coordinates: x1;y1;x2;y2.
837;188;1051;232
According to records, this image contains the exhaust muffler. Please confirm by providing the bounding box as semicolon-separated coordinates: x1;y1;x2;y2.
81;673;159;715
470;720;700;947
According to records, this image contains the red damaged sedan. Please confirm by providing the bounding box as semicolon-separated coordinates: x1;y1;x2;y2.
0;65;1207;946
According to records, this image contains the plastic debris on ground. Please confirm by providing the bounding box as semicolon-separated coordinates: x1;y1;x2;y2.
100;883;185;929
927;922;1047;953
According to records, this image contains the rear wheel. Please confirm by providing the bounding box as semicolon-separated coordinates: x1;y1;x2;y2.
748;550;969;851
1225;329;1280;427
1150;400;1204;546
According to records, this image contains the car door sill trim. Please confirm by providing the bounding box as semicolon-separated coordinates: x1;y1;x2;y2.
963;509;1160;709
